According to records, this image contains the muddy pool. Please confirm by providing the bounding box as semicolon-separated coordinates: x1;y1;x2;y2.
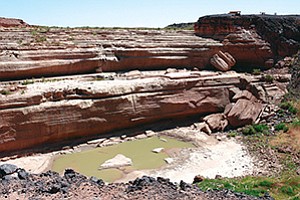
52;136;194;182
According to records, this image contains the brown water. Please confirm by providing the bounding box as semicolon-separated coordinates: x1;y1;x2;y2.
52;136;194;182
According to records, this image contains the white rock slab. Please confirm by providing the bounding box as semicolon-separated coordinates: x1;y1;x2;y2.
164;158;174;164
152;148;164;153
100;154;132;169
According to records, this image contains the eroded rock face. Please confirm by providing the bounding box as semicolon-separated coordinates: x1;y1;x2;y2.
0;71;238;153
0;14;298;80
0;17;28;27
0;68;291;154
0;28;222;80
195;14;300;66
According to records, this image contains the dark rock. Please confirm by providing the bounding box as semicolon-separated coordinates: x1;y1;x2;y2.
215;175;222;179
90;176;104;186
17;169;29;180
48;184;61;194
179;180;192;191
0;164;18;178
2;175;15;181
64;168;87;185
193;175;205;184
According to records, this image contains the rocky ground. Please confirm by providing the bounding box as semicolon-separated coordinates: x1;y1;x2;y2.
0;165;274;200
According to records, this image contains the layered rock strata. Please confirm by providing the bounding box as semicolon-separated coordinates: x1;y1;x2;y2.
0;27;223;79
0;69;290;154
0;71;234;153
195;14;300;67
0;17;28;28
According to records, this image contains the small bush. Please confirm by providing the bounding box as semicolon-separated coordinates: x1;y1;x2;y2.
275;123;289;132
252;68;261;75
253;124;268;132
291;118;300;127
258;180;273;188
227;132;237;138
35;36;47;43
242;124;269;135
264;74;274;83
0;90;11;95
280;186;296;196
280;101;298;114
242;125;257;135
22;79;35;85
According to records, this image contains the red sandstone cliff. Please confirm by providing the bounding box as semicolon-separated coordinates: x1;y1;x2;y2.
195;14;300;67
0;17;28;27
0;15;295;155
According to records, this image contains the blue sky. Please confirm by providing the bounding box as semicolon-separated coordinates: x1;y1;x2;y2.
0;0;299;27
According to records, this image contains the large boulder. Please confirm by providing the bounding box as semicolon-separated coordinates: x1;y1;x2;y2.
232;90;257;102
203;113;228;131
0;164;18;178
227;99;263;127
210;51;236;71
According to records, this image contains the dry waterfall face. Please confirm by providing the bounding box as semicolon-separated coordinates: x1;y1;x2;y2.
0;14;298;200
0;14;297;154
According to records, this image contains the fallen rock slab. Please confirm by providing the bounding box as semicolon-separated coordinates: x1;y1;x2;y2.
203;113;228;132
227;99;263;127
210;51;236;71
100;154;132;169
152;148;164;153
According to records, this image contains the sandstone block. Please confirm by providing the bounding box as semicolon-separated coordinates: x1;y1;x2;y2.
210;51;236;71
203;113;228;132
227;99;263;127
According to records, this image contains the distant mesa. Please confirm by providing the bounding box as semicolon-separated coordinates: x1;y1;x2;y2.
0;17;29;27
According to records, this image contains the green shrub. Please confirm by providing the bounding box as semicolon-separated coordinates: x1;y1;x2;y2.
197;176;300;199
227;132;237;138
22;79;35;85
291;118;300;127
253;124;268;132
35;36;47;43
0;90;11;95
280;101;298;114
252;68;261;75
275;123;289;132
258;180;273;188
243;125;257;135
242;124;269;135
264;74;274;83
280;186;296;196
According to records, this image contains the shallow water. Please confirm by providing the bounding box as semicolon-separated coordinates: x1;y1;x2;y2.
52;136;194;182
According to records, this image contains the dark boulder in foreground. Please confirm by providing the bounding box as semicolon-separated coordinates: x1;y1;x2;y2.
0;165;274;199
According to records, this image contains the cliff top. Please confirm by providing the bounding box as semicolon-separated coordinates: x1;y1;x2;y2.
198;14;300;20
0;17;29;27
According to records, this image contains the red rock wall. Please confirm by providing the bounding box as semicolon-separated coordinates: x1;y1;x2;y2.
0;72;238;154
0;17;28;27
195;14;300;62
